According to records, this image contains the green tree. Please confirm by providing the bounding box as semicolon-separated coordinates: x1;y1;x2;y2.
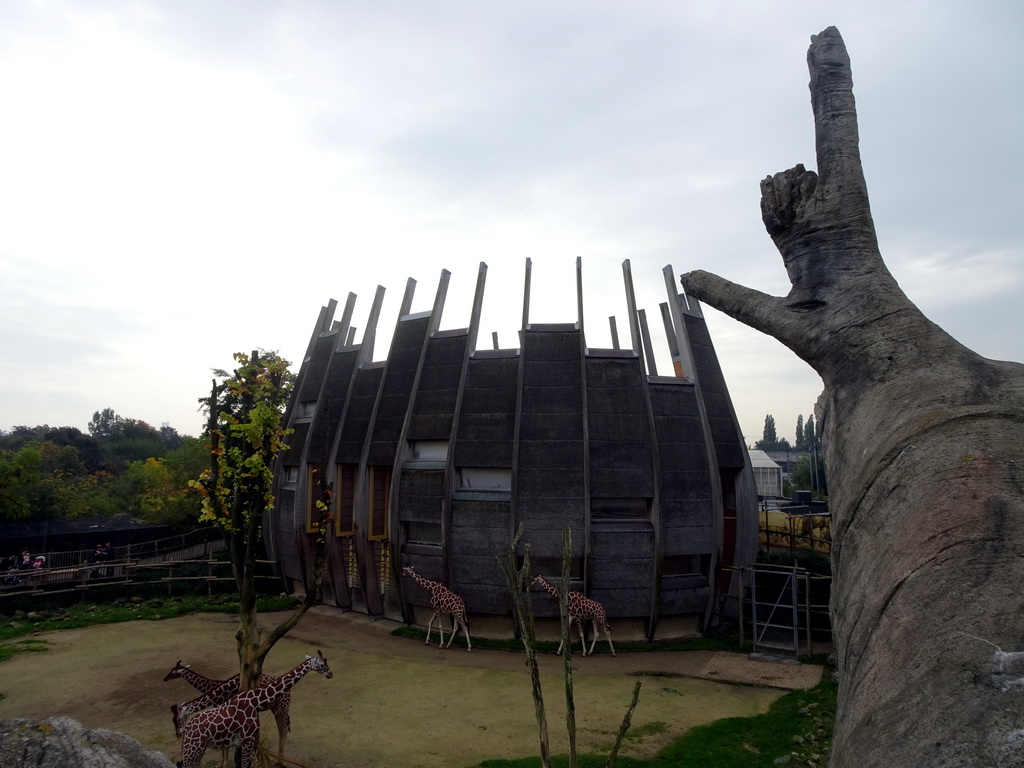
88;408;123;440
106;418;166;468
0;445;44;521
191;350;328;697
794;415;806;450
754;414;792;451
160;424;185;451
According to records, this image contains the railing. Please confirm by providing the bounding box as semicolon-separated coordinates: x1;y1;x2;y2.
0;528;231;597
759;506;832;554
714;562;833;657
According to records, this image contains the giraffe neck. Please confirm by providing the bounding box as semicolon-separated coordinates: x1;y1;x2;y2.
178;667;225;692
412;572;443;593
536;576;561;599
276;657;318;694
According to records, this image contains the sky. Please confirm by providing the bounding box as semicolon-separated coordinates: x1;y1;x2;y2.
1;1;1021;447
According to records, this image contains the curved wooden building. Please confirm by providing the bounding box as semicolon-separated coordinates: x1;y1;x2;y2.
268;259;757;640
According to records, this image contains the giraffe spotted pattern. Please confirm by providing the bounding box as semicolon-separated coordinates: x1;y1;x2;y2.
176;650;332;768
164;661;292;754
532;574;615;656
402;565;472;651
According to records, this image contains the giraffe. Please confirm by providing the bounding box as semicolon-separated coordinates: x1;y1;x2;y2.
177;650;332;768
165;661;291;753
401;565;472;651
531;574;616;656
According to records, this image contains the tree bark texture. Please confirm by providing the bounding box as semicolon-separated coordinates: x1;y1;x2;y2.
681;26;1024;767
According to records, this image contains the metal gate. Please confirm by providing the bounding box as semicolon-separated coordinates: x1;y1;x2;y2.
749;565;799;655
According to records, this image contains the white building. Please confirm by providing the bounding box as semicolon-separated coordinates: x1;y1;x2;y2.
748;449;783;498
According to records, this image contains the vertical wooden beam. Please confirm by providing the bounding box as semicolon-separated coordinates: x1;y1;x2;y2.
622;259;642;357
399;277;417;317
334;292;358;351
638;309;659;377
428;269;451;336
467;262;488;354
662;266;696;381
357;286;386;366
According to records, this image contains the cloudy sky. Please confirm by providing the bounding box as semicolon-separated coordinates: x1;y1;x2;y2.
1;1;1021;446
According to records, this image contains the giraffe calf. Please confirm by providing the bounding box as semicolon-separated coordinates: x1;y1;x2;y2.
531;574;616;656
402;565;472;651
177;695;260;768
177;651;331;768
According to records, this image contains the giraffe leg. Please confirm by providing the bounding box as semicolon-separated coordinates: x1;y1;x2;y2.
577;617;588;656
444;614;455;648
602;621;616;656
460;619;472;652
272;695;290;757
437;612;447;648
241;735;255;768
587;619;599;656
425;611;437;646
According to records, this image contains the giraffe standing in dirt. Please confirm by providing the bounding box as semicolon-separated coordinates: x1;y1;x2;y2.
401;565;472;651
164;661;292;753
531;574;616;656
176;650;332;768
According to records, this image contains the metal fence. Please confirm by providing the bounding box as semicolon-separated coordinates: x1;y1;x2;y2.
0;528;229;597
758;505;832;554
732;564;833;657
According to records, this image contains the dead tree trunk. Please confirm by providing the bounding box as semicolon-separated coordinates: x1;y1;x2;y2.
681;26;1024;768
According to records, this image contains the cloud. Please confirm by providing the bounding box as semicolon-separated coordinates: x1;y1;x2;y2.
0;0;1019;445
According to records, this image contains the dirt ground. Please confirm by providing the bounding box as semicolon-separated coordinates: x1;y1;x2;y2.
0;607;821;767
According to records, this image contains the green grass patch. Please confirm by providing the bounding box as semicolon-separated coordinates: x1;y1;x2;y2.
0;637;50;664
470;678;836;768
390;626;744;656
622;720;669;742
0;594;301;648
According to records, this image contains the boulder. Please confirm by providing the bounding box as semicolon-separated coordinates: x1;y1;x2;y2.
0;717;174;768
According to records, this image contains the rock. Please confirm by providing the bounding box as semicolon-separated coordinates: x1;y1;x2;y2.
773;756;792;766
0;716;174;768
130;597;144;604
8;622;22;630
25;613;44;622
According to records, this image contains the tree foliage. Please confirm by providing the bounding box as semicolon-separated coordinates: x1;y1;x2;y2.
0;414;201;527
190;350;328;696
753;414;792;451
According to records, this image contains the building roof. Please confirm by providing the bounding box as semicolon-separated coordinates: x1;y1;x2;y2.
747;449;782;469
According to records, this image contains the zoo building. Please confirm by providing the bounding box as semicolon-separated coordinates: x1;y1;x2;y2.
267;259;759;641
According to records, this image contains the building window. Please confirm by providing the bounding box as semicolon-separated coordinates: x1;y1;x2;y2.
299;401;316;418
409;440;448;461
457;467;511;491
662;553;710;577
405;522;442;546
336;464;357;536
369;466;391;540
283;465;299;484
530;557;583;579
591;498;650;522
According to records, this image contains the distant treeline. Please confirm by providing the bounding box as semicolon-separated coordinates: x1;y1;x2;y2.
0;408;204;529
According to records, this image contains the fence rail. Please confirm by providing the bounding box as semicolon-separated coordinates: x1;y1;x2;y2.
733;565;833;656
758;506;832;554
0;529;247;598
